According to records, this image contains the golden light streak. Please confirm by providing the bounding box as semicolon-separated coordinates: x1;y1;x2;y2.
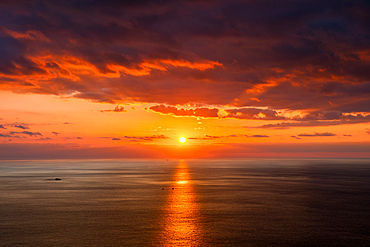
156;161;204;246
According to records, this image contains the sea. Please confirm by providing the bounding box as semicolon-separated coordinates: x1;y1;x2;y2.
0;158;369;246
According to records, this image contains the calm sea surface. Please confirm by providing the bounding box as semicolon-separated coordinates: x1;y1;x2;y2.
1;159;370;246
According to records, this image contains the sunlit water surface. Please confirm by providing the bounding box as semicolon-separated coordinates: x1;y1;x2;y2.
1;159;370;246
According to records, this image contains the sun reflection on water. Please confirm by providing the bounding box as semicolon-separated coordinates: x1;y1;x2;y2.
157;161;204;246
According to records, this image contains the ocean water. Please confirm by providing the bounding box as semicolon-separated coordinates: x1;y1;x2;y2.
0;158;370;246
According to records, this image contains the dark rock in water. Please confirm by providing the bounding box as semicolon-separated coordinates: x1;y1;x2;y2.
162;188;164;190
55;178;61;181
172;188;174;190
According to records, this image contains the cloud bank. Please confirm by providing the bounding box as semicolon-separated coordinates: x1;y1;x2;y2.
0;0;368;123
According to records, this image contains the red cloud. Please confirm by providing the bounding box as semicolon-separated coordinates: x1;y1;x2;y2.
0;0;369;127
150;105;219;118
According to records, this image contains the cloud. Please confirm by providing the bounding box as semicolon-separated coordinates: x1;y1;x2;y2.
298;132;336;137
366;129;370;135
9;131;42;137
123;134;169;141
150;104;287;120
0;0;368;126
291;135;301;140
100;105;127;112
188;134;269;140
253;113;370;129
224;108;285;120
150;105;219;118
100;135;169;141
253;120;359;129
188;135;224;140
52;131;61;136
38;137;51;141
12;124;29;129
0;125;6;129
245;134;269;138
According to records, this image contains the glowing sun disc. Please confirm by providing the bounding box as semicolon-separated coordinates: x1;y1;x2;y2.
179;137;186;143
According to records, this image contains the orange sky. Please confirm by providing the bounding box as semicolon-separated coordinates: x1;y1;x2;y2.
0;1;369;159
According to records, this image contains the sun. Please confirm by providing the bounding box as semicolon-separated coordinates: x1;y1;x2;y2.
179;137;186;143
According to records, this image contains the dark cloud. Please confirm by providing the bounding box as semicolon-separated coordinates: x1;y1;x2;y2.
188;135;223;140
188;134;268;140
253;115;370;129
150;104;219;118
123;134;169;141
0;125;6;129
9;131;42;137
245;134;269;138
291;135;301;140
38;137;51;140
294;111;370;121
0;0;369;123
100;105;127;112
150;104;287;120
12;124;29;129
298;132;336;137
99;135;169;141
52;131;60;136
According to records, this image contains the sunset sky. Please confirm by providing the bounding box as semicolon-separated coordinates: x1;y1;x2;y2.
0;0;369;159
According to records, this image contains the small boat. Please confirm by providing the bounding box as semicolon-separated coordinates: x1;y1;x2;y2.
55;178;62;181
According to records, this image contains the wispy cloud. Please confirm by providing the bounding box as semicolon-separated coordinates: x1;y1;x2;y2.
38;137;51;141
123;135;169;141
245;134;269;138
10;131;42;137
298;132;336;137
100;135;169;141
100;106;127;113
12;124;29;130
